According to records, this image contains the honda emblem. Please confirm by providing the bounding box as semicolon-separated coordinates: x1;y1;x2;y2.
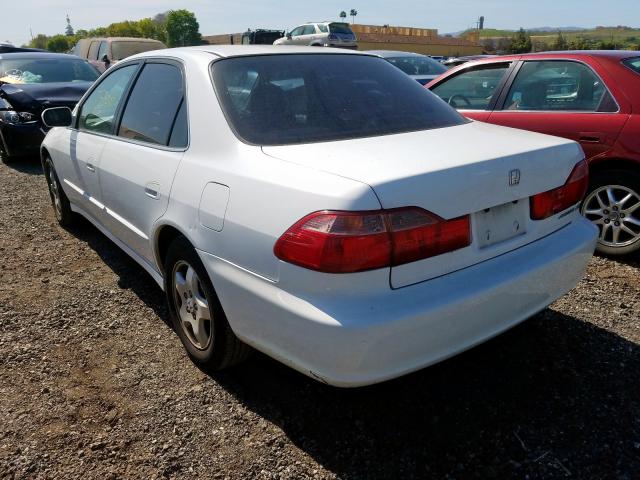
509;169;521;186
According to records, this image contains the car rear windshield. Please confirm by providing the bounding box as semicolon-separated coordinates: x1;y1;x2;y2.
386;56;447;76
111;41;164;60
622;57;640;75
0;57;98;84
329;23;354;35
211;54;466;146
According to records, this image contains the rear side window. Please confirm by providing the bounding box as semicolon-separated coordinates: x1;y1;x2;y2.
118;63;185;147
431;65;509;110
329;23;353;35
112;41;163;61
317;24;328;33
503;60;617;112
211;54;466;146
623;57;640;74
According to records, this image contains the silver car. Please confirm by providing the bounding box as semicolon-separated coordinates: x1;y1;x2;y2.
366;50;448;85
274;22;357;49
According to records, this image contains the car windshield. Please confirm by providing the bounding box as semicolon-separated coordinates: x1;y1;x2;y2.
386;56;447;76
211;54;466;146
329;23;353;35
0;57;98;84
623;57;640;75
111;41;163;60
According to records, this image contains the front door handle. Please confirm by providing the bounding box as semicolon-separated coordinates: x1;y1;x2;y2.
86;163;96;172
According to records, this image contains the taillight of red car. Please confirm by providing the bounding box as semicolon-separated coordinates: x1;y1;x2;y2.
274;207;471;273
530;159;589;220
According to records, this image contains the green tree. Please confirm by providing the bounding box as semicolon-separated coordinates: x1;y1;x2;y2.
65;15;74;36
165;9;201;47
508;28;532;53
46;34;70;52
106;20;141;38
30;34;49;49
552;31;568;50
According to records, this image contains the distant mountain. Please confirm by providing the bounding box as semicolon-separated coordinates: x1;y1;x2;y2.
528;26;587;32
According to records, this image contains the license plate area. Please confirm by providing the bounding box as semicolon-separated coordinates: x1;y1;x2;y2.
474;200;527;248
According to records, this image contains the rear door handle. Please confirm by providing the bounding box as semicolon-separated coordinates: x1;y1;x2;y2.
144;182;160;199
86;163;96;172
579;132;604;144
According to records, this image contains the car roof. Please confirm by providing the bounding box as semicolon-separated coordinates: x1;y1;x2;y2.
131;45;368;59
365;50;426;58
77;37;165;43
0;52;83;60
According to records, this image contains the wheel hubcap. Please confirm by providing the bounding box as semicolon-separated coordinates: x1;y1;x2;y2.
581;185;640;248
172;261;212;350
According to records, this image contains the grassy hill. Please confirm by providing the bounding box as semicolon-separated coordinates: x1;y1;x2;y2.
471;26;640;49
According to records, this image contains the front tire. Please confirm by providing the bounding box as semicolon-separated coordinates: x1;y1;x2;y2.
44;156;75;227
581;169;640;255
164;236;251;370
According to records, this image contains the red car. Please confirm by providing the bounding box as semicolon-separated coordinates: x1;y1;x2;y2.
428;51;640;255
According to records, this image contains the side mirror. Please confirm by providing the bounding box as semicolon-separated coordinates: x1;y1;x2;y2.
41;107;73;128
286;33;292;39
101;54;111;68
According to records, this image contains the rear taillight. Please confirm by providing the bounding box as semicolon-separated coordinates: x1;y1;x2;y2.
274;207;471;273
530;159;589;220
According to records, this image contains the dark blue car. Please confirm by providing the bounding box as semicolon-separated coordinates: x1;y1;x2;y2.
0;52;99;160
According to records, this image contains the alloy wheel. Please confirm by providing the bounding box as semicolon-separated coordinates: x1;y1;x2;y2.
581;185;640;248
46;161;63;221
172;260;213;350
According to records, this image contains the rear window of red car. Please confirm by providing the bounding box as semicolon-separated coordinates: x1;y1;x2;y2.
622;57;640;75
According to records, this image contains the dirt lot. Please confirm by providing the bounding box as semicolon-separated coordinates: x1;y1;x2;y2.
0;157;639;479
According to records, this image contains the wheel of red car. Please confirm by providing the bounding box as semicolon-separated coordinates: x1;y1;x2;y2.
581;169;640;255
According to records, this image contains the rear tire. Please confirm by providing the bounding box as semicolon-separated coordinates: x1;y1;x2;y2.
43;156;75;227
164;236;252;370
581;169;640;256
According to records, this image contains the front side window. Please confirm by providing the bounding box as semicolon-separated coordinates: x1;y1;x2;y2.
118;63;185;146
290;27;304;37
212;54;465;146
431;65;509;110
0;57;99;84
97;41;108;60
302;25;316;35
78;64;138;134
503;60;617;112
88;41;100;60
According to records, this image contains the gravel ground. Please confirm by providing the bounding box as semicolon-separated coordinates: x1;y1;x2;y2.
0;156;639;479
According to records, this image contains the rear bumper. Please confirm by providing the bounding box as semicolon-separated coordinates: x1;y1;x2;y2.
0;122;45;157
199;218;597;387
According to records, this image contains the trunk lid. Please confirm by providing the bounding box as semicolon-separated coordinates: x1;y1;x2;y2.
263;121;584;287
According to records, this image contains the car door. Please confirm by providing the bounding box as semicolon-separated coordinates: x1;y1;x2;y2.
289;26;306;45
63;63;139;218
97;60;187;264
487;59;628;160
429;62;514;122
299;25;318;45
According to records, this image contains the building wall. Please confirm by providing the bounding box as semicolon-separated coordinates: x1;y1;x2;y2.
203;23;484;56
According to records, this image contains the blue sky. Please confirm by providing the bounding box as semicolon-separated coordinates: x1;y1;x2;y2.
4;0;639;47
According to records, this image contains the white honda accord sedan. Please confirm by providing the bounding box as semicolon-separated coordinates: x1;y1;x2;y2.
40;46;597;387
